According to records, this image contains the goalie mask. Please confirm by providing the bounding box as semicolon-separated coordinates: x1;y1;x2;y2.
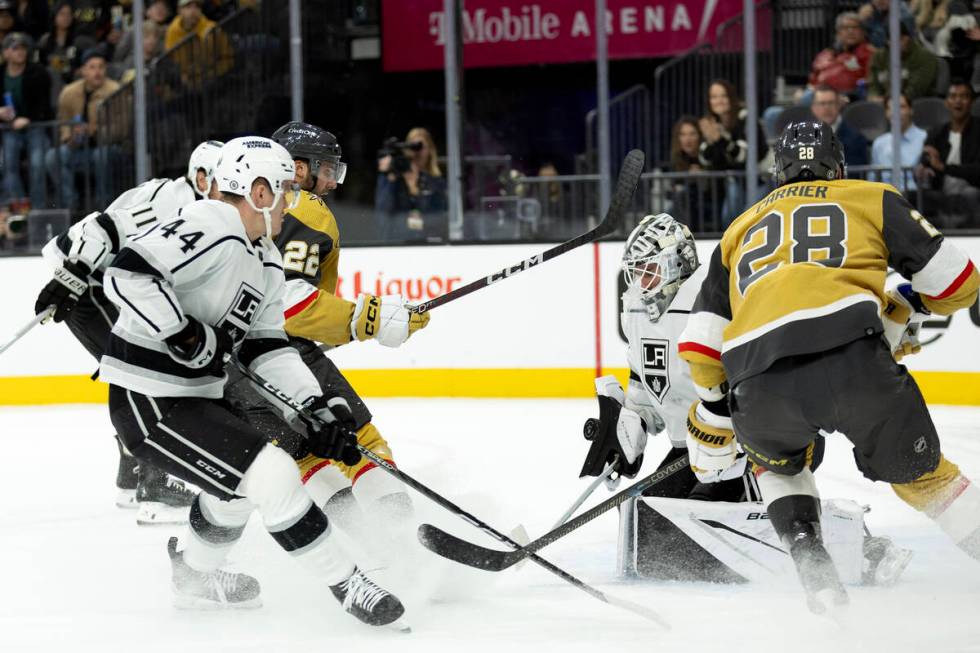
622;213;698;322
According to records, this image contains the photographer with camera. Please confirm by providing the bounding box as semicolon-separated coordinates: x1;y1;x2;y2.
915;79;980;228
374;127;448;243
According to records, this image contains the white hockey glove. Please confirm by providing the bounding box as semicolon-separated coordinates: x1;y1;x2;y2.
686;400;744;483
351;293;430;347
882;283;929;361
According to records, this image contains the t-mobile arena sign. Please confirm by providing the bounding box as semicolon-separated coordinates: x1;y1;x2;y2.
381;0;744;72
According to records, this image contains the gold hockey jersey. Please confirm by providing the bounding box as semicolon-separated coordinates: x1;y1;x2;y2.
276;191;357;346
679;179;978;388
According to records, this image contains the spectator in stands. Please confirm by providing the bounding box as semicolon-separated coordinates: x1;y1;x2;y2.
927;1;980;81
114;0;169;67
697;79;766;224
37;2;93;103
110;20;161;82
375;127;448;242
868;17;939;101
45;47;121;210
916;79;980;226
668;115;715;229
71;0;111;43
871;91;927;191
164;0;233;87
0;1;17;54
13;1;49;40
808;12;874;100
0;32;51;208
860;0;914;48
811;85;869;167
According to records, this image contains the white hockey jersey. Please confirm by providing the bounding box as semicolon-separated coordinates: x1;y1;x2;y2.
41;177;198;276
100;200;321;403
621;264;707;447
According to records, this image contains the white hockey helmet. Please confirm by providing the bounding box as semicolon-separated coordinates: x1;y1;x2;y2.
186;139;224;197
214;136;301;239
622;213;699;322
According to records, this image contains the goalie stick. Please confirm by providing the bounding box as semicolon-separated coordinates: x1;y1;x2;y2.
418;453;690;572
409;148;645;314
232;357;669;628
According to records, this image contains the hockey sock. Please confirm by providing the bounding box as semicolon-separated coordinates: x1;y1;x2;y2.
240;445;354;585
893;456;980;561
352;466;414;522
183;493;253;572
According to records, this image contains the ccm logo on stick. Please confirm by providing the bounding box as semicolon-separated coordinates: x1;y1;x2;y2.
486;254;544;284
196;459;227;479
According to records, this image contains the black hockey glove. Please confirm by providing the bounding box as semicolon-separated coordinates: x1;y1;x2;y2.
35;259;90;323
164;316;233;376
302;396;361;466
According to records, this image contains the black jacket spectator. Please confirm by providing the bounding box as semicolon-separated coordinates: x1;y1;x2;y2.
924;117;980;187
13;1;49;40
1;59;51;121
71;0;111;42
837;120;870;167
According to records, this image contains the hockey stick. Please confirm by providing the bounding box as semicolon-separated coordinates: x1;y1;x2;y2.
232;358;669;628
550;456;619;531
0;308;54;357
417;453;689;572
409;149;645;314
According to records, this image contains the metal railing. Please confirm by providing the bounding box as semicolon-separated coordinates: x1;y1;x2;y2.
651;2;776;167
97;5;287;194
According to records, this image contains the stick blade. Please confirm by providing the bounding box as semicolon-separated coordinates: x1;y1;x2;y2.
417;523;514;571
598;149;646;235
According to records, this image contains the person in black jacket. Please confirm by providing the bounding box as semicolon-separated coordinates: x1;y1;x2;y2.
697;79;767;226
0;31;51;207
810;85;869;168
916;79;980;227
375;127;448;242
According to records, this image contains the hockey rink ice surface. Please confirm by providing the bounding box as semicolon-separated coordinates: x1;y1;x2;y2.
2;399;979;653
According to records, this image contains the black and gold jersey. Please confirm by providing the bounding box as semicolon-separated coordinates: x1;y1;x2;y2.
275;191;357;346
679;179;978;388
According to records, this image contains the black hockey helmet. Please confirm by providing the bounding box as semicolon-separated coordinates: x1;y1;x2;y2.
271;121;346;185
771;120;845;186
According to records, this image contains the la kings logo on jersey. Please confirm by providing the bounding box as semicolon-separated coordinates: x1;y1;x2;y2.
219;282;264;344
641;338;670;403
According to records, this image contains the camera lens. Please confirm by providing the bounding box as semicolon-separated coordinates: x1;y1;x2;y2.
6;215;26;234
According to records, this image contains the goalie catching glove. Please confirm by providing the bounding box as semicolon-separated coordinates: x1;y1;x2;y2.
351;293;430;348
291;395;362;466
579;375;650;489
686;399;746;483
882;283;929;361
34;259;90;322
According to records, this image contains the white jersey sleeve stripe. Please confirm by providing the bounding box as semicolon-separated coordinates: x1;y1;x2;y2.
911;239;974;298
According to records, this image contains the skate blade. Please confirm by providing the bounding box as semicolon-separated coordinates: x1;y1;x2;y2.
807;587;849;618
137;502;190;526
387;618;412;634
115;489;137;510
172;593;262;611
875;548;914;586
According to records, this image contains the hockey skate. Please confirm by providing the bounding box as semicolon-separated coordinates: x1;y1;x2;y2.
136;465;197;526
330;566;408;630
167;537;261;609
783;523;849;616
115;450;140;510
863;536;914;586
